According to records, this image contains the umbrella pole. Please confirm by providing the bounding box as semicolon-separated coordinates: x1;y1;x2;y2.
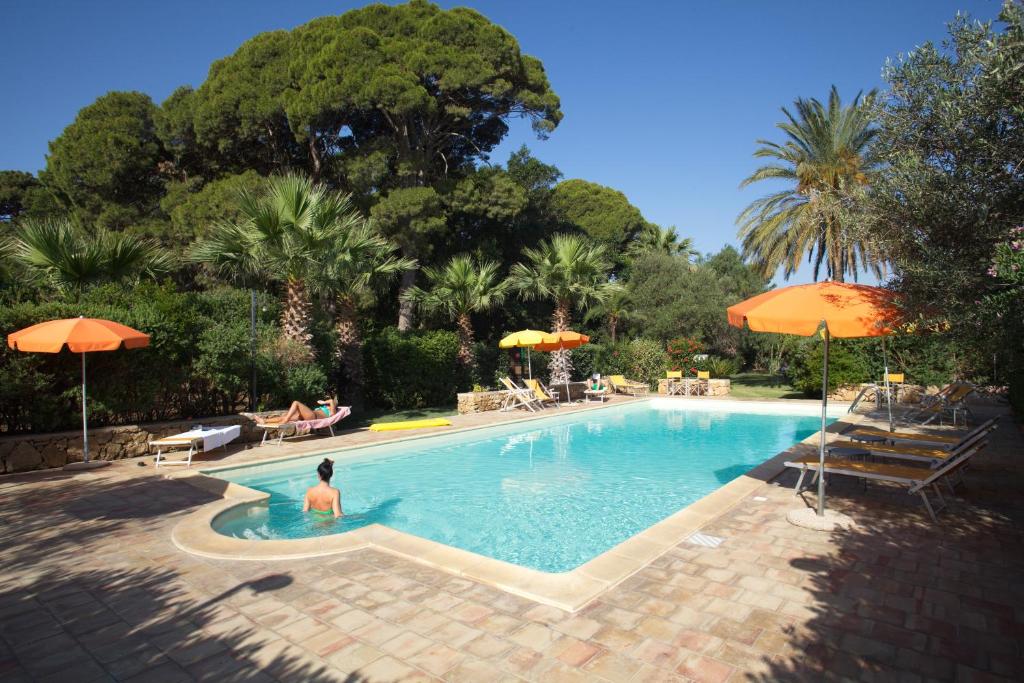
81;352;89;464
817;329;830;517
528;348;532;380
882;337;893;432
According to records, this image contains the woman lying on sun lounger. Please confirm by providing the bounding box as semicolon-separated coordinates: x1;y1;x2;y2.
257;398;338;425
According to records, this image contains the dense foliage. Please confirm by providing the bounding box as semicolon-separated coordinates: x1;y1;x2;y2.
859;1;1023;401
2;0;1018;433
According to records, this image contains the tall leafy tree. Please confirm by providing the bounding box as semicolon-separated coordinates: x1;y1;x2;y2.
310;225;414;407
9;217;173;296
42;92;167;229
178;1;562;328
510;234;619;383
737;86;882;282
550;179;647;250
193;174;360;355
584;288;641;343
864;1;1024;387
402;255;510;368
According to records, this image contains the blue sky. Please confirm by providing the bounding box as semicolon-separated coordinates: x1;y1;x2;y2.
0;0;1001;282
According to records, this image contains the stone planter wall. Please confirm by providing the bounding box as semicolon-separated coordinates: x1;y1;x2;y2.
457;390;507;414
0;414;266;474
827;383;934;403
656;379;731;396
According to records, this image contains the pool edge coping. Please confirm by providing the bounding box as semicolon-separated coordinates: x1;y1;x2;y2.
171;400;865;613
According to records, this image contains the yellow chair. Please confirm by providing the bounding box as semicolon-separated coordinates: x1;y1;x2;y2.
695;370;710;396
665;370;686;396
523;378;559;408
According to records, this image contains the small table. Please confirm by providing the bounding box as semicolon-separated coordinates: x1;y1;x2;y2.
150;425;240;468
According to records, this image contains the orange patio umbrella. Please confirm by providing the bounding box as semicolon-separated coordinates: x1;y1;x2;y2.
532;330;590;352
8;317;150;468
534;331;590;400
727;282;899;522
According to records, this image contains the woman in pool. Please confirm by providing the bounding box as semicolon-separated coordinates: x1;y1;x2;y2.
303;458;342;518
257;397;337;425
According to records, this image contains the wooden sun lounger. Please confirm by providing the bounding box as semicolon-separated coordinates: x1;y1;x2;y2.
608;375;649;397
784;439;987;522
829;420;996;465
843;418;997;449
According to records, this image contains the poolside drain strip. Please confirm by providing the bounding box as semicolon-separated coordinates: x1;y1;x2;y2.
685;532;725;548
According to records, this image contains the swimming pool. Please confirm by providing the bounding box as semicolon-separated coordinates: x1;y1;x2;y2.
212;399;836;572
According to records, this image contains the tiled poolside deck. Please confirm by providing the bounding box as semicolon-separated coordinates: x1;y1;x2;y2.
0;400;1021;681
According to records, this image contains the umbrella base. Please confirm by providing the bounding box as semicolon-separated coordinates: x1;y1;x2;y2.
63;461;111;471
786;507;856;532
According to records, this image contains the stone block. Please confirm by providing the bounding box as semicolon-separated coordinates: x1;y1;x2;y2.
4;441;43;473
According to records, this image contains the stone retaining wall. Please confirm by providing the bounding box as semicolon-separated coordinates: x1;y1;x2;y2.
0;414;266;474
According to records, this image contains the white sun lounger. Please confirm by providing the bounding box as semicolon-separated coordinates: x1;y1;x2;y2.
150;425;241;468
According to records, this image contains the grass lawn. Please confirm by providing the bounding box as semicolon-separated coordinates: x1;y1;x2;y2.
347;405;458;429
727;372;806;400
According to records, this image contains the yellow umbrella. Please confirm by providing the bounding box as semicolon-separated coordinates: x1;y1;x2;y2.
498;329;550;379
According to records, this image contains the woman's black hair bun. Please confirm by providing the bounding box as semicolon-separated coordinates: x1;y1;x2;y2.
317;458;334;481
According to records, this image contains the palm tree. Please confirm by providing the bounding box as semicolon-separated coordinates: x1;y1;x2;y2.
509;234;620;384
193;174;358;356
584;288;641;343
10;217;172;295
402;255;510;369
628;224;697;261
737;86;883;282
309;223;414;407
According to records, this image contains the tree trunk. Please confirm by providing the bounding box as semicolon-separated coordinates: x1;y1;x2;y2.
456;313;476;370
608;314;618;344
397;266;417;331
282;276;314;357
335;296;365;411
309;131;322;183
549;301;573;385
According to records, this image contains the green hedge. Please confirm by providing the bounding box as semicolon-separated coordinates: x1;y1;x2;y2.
0;283;327;433
363;327;468;409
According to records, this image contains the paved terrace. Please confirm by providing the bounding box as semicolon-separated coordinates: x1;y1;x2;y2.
0;399;1021;682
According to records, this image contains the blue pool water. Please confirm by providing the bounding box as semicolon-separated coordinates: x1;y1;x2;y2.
213;400;834;572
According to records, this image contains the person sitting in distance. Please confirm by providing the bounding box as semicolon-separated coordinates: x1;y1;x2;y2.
303;458;342;518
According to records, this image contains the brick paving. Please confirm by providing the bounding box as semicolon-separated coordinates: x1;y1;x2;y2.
0;405;1021;681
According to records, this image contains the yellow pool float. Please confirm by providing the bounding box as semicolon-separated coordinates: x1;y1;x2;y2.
368;418;452;432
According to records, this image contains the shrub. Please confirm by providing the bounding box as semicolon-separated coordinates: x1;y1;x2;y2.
624;338;667;386
789;339;872;397
363;327;466;409
706;356;740;378
666;336;705;372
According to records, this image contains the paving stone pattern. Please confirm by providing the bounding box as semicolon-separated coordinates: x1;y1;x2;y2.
0;404;1021;681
